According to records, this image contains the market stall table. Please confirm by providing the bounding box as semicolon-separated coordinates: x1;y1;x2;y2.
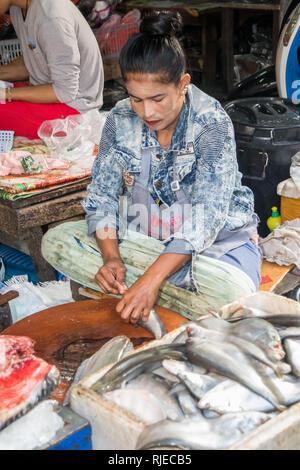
0;178;91;282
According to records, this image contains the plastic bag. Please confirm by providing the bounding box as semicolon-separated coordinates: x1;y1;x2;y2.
94;13;121;49
0;276;74;323
94;9;140;55
37;110;108;161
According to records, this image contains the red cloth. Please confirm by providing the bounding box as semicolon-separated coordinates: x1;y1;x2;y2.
0;83;80;140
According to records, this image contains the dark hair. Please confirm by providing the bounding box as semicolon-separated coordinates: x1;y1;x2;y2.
119;10;186;86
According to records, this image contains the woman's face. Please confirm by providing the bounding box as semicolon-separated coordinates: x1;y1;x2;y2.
125;73;190;132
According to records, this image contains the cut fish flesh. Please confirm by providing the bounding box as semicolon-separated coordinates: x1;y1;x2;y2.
0;335;60;430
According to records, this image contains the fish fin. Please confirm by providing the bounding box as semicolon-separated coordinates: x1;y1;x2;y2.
208;310;220;318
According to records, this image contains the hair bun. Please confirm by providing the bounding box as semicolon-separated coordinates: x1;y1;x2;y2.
140;10;182;38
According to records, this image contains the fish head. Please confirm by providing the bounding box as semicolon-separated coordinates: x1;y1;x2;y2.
267;342;285;361
186;322;207;338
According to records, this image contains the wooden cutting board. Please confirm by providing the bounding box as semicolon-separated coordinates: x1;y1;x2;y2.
1;298;186;403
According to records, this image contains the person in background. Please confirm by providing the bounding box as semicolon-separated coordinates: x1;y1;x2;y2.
0;0;104;140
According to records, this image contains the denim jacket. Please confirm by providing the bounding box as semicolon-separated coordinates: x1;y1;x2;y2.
83;84;255;254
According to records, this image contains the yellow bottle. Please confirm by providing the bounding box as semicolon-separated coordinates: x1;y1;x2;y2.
267;206;282;232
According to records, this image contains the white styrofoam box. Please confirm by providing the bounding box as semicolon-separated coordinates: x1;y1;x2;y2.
70;292;300;450
70;327;186;450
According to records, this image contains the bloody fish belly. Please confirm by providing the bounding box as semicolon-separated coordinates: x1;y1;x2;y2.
0;335;60;430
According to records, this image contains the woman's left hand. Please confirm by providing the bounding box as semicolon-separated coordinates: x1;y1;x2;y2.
115;272;160;324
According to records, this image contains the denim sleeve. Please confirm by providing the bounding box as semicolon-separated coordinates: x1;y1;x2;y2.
172;116;238;253
162;238;193;255
82;111;124;236
193;117;237;250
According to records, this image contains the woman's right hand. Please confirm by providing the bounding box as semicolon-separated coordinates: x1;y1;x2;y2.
95;257;127;295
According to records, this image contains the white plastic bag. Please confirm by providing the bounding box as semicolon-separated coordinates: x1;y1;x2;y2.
0;276;74;323
37;110;108;161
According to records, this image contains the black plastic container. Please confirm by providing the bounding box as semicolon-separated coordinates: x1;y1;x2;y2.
224;97;300;237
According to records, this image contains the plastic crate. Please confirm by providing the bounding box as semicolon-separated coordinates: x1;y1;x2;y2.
0;243;66;283
0;243;38;284
0;38;21;66
0;130;14;153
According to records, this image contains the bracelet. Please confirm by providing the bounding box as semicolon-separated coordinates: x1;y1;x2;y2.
6;87;12;103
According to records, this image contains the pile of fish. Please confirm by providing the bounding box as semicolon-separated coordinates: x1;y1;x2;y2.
90;307;300;450
0;335;60;431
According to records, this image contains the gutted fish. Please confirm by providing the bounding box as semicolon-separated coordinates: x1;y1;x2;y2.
136;412;271;450
136;309;167;339
0;335;60;431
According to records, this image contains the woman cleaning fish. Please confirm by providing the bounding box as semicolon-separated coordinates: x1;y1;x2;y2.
42;10;263;326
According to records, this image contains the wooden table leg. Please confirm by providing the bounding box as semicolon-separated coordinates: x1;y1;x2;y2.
0;290;18;332
23;227;57;282
222;8;234;94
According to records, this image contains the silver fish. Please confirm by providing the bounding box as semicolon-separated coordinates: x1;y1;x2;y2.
162;359;221;400
136;412;271;450
279;327;300;340
232;312;300;328
197;316;284;361
91;343;186;394
171;329;189;344
283;338;300;378
186;338;285;411
186;322;283;377
151;366;180;385
229;318;284;361
200;374;300;414
125;372;184;421
64;336;134;405
136;309;167;339
199;379;276;414
175;389;201;416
